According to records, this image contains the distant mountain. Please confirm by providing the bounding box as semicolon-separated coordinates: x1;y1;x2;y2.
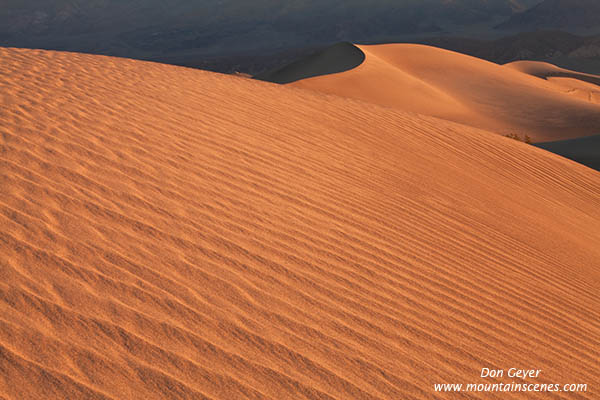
122;30;600;76
497;0;600;33
421;31;600;74
0;1;542;62
18;1;600;76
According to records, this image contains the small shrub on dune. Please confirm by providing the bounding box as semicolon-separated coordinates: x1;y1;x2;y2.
505;133;532;144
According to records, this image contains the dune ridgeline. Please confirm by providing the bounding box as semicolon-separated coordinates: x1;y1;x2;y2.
258;43;600;143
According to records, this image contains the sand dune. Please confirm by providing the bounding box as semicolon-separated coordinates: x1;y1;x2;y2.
1;47;600;399
270;43;600;142
506;61;600;104
505;60;600;85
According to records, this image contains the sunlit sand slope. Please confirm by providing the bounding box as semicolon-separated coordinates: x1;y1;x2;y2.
506;61;600;104
1;47;599;400
287;44;600;142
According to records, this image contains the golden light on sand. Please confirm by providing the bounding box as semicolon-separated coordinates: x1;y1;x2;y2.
1;47;598;399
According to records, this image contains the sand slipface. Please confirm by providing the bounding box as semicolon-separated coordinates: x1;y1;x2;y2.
254;42;366;84
1;47;599;399
271;43;600;142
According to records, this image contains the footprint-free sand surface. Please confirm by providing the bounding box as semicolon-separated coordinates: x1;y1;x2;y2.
1;47;599;399
274;44;600;142
505;61;600;105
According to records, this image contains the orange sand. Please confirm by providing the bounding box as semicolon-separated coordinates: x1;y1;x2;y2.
1;47;599;399
506;61;600;105
289;44;600;142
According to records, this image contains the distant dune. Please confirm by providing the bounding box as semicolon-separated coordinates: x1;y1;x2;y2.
506;61;600;105
1;47;599;399
259;43;600;142
506;60;600;86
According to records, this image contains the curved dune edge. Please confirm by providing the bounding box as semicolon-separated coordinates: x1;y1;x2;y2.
291;44;472;123
254;42;366;84
1;47;600;400
506;61;600;104
286;43;600;142
505;60;600;86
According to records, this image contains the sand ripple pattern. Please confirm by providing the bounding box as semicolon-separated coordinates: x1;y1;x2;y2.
0;48;599;399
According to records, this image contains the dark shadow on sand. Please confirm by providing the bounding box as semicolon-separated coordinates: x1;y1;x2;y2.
254;42;365;84
535;134;600;172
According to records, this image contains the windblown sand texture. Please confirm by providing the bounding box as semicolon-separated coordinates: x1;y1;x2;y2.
1;47;600;399
282;44;600;142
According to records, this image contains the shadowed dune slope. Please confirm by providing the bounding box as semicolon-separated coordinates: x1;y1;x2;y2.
1;47;600;399
508;61;600;168
535;134;600;172
254;42;365;84
281;43;600;142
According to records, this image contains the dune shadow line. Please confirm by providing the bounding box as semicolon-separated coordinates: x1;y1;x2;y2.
254;42;365;84
535;134;600;172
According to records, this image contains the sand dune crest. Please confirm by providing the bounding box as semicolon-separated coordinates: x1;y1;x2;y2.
270;43;600;142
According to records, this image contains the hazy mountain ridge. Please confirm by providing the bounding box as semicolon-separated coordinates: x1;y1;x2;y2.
5;1;599;75
498;0;600;33
1;1;543;59
157;30;600;76
422;31;600;74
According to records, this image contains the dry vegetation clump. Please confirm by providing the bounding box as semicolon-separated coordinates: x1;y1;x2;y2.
505;133;532;144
